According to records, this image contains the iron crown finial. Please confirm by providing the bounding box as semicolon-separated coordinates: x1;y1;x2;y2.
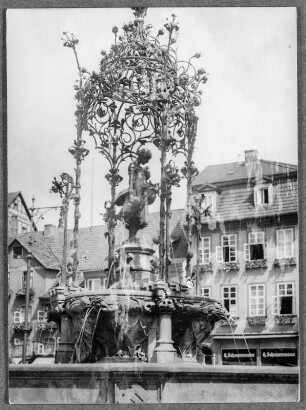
132;7;147;20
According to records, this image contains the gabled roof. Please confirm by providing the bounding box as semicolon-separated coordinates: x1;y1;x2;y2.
193;159;297;188
9;237;60;271
7;191;37;231
202;179;298;223
9;209;188;273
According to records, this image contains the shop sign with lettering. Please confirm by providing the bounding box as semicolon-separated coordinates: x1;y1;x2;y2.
222;349;257;363
261;348;297;366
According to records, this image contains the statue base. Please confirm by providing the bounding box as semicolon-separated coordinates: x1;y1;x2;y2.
112;239;156;290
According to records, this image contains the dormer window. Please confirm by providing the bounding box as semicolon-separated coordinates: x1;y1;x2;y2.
254;184;273;207
195;184;221;216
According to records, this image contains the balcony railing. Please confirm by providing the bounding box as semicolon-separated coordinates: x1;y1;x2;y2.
273;257;297;268
217;262;240;272
15;287;35;298
35;320;57;332
247;316;267;326
274;314;297;325
245;259;267;270
13;322;33;332
199;262;213;273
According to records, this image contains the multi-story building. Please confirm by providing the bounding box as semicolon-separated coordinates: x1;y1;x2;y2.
191;150;298;366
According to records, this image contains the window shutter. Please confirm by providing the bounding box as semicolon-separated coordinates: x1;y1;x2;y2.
216;246;223;263
254;187;258;206
268;184;274;205
272;296;279;315
244;244;250;261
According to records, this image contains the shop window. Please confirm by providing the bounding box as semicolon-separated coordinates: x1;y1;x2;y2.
216;234;237;263
222;286;238;317
244;232;265;260
13;245;22;259
272;283;294;315
87;278;101;291
249;284;265;316
42;338;55;355
199;237;211;264
22;270;33;288
276;228;294;258
201;287;211;298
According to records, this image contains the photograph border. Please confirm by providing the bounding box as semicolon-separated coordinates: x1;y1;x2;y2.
0;0;305;409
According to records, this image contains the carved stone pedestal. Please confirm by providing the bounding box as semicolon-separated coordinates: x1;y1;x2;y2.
153;311;177;363
55;314;75;363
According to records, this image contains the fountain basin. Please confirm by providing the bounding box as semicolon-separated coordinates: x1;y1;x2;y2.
50;286;229;364
9;363;299;404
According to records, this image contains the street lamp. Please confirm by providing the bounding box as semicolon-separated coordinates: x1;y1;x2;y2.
22;195;61;364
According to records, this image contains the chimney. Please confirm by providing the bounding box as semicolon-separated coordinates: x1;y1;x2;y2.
244;150;258;163
44;224;56;236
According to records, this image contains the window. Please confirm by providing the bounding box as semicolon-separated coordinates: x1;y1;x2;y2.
13;245;22;259
199;237;211;264
22;270;33;288
37;311;46;321
244;232;265;260
13;311;22;323
217;235;237;263
272;283;295;315
249;285;265;316
37;343;44;355
102;278;108;290
87;278;101;291
222;286;238;316
201;287;211;298
276;228;294;258
17;306;32;322
254;185;273;206
203;194;213;210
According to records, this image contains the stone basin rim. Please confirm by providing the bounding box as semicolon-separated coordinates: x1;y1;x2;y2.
64;289;220;304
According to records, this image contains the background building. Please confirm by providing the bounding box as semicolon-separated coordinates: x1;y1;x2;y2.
191;150;298;366
8;192;36;237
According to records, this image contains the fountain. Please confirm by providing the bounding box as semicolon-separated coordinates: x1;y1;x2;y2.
45;7;230;367
9;8;299;404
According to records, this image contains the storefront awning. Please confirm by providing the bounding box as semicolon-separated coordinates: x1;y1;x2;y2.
31;357;55;364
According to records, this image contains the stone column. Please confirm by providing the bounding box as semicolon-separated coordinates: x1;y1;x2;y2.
153;296;177;363
55;314;75;363
49;286;75;363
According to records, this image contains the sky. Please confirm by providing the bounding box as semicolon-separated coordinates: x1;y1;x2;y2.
7;7;297;230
